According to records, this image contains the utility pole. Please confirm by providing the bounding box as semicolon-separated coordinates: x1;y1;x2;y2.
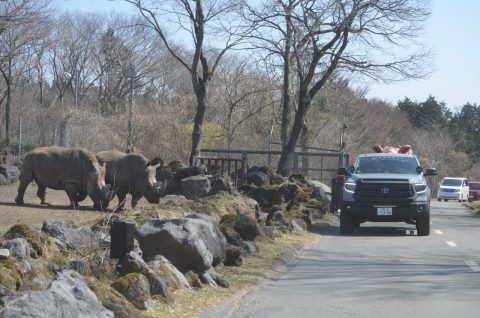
125;66;135;153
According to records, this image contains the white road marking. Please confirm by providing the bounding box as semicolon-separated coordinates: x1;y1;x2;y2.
446;241;458;247
465;260;480;272
434;230;443;235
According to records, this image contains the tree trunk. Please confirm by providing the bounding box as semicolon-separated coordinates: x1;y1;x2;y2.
4;58;12;151
277;92;310;176
280;7;293;150
189;83;207;165
300;121;309;173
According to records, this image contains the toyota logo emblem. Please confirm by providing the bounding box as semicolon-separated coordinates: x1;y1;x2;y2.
380;187;390;194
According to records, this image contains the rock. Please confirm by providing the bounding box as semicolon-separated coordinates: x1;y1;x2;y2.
0;163;20;185
117;251;170;298
239;240;256;256
247;171;270;187
156;178;182;195
87;278;142;318
240;184;283;209
0;248;11;259
224;244;242;267
136;213;226;272
259;225;283;239
181;175;211;199
16;260;32;274
291;219;304;234
3;224;45;258
1;238;30;260
199;268;229;288
0;270;113;318
175;165;207;181
42;220;95;250
209;177;234;195
184;270;202;288
70;260;89;276
148;255;190;291
266;210;286;227
111;273;153;311
234;214;259;241
306;180;332;210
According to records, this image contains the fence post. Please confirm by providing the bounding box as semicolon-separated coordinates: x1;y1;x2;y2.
293;153;299;173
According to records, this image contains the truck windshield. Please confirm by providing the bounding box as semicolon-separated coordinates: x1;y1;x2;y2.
441;179;462;186
354;156;418;174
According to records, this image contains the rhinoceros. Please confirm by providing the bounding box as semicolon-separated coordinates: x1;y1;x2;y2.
96;150;163;210
15;147;114;210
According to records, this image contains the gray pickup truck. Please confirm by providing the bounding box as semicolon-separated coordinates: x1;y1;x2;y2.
337;153;437;236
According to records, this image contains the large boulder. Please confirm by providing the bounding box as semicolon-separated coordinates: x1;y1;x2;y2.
0;163;20;185
306;180;332;206
0;270;113;318
42;220;95;250
181;175;211;199
136;213;226;271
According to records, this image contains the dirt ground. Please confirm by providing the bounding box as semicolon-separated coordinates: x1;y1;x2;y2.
0;181;156;237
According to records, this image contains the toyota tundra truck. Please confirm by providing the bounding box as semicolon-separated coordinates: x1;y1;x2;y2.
337;152;437;236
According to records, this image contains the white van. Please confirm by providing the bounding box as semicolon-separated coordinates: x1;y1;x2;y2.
437;177;469;202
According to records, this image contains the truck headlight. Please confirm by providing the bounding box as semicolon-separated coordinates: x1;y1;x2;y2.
415;184;427;192
454;189;461;193
344;182;356;193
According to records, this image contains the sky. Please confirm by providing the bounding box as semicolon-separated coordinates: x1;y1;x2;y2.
58;0;479;111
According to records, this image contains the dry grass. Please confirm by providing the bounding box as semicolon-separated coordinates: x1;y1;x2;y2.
143;230;320;318
466;201;480;214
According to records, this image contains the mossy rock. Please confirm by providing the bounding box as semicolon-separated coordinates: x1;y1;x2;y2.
111;273;153;310
0;258;23;291
284;209;311;230
184;270;203;288
4;224;44;257
88;277;142;318
289;173;307;184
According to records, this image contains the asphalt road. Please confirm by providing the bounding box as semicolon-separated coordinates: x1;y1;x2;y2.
231;201;480;318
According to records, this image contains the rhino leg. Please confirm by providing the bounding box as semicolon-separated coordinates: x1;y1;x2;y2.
77;191;88;202
37;184;49;205
15;181;29;205
131;192;142;209
64;183;80;209
115;186;128;211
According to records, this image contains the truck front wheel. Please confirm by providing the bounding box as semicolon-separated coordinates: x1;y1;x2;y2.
416;212;430;236
340;212;355;235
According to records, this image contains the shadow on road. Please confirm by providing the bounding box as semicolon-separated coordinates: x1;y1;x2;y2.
0;201;104;212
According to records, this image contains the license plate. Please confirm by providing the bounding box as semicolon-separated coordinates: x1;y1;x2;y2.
377;207;392;215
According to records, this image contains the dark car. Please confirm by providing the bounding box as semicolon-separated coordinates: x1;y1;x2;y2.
338;153;437;236
468;181;480;202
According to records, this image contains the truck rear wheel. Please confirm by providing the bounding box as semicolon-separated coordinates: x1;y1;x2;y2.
416;212;430;236
340;212;354;235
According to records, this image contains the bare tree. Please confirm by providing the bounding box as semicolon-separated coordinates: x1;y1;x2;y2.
209;56;277;149
125;0;244;165
0;0;50;150
243;0;432;175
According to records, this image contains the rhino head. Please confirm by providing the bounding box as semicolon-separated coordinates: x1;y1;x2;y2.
142;161;163;204
88;163;116;210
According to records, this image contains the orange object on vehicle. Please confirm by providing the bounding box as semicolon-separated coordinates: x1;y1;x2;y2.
373;144;413;154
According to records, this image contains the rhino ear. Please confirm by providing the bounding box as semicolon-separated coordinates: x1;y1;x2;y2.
147;157;163;167
373;145;383;153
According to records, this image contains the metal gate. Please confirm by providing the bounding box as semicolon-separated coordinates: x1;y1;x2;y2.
198;148;349;185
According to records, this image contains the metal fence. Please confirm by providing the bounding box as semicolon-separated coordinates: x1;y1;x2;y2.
198;148;349;184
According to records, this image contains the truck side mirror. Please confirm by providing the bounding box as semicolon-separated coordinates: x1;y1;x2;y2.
338;167;350;176
424;168;437;176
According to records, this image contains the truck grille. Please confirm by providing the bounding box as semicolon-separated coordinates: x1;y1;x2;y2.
354;179;415;202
